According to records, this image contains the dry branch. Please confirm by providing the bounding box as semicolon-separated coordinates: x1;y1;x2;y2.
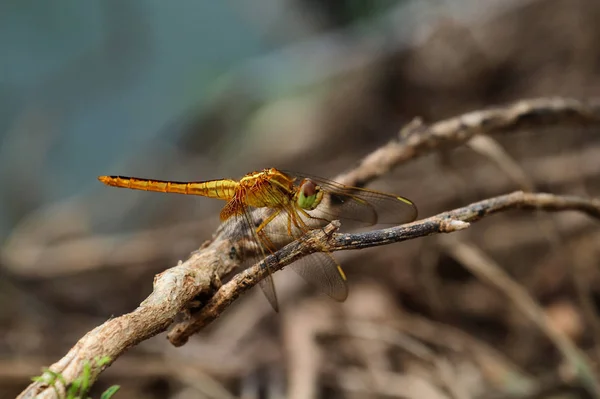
18;192;600;399
337;97;600;187
5;98;600;278
17;97;600;399
168;191;600;345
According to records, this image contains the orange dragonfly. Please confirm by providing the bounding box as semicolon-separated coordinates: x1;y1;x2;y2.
98;168;417;311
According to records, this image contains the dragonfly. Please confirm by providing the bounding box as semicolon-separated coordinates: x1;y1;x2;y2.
98;168;417;311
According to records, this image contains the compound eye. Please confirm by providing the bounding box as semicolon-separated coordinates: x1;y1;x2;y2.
297;179;319;210
302;179;317;197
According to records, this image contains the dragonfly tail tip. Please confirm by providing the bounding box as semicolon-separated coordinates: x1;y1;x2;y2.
98;175;111;185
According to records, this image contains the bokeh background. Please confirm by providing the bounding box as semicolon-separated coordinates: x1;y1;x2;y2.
2;0;600;398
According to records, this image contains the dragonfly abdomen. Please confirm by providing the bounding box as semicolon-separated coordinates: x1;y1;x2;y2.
195;179;238;199
97;176;237;199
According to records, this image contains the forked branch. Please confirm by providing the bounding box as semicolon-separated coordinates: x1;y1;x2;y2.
17;97;600;399
167;191;600;345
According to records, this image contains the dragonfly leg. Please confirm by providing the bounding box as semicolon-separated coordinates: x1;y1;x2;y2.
255;209;282;235
283;204;349;302
289;205;327;237
295;206;331;228
240;207;280;312
287;211;293;237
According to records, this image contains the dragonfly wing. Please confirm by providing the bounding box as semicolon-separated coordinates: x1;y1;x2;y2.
235;181;313;312
258;276;279;312
287;172;418;229
228;203;281;312
246;188;349;304
223;178;357;310
290;252;348;301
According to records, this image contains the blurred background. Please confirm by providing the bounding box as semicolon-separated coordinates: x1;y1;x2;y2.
2;0;600;398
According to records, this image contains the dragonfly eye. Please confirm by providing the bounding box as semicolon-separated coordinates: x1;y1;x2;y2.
297;179;322;210
302;179;316;197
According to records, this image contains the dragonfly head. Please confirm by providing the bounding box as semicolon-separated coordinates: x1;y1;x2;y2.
296;179;323;210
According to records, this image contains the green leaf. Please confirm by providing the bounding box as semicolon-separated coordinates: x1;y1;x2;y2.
100;385;120;399
95;356;112;367
30;359;117;399
67;378;81;398
80;362;92;395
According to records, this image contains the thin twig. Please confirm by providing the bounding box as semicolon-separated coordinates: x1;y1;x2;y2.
467;134;535;192
338;97;600;187
569;234;600;363
439;238;600;396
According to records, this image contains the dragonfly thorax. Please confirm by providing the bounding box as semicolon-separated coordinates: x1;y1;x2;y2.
239;169;296;209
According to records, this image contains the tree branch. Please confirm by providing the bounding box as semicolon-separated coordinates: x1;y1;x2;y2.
167;191;600;346
338;97;600;187
17;97;600;399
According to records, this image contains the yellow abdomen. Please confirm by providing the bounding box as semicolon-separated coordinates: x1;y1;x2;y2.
97;176;238;200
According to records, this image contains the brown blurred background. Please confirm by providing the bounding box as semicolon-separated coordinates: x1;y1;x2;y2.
2;0;600;398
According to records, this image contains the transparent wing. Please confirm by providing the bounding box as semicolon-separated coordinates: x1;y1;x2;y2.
227;203;281;312
289;252;348;301
286;172;418;230
224;177;356;310
250;183;349;304
229;181;309;312
258;276;279;312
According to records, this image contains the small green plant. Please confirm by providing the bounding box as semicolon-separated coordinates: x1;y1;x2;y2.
32;356;120;399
